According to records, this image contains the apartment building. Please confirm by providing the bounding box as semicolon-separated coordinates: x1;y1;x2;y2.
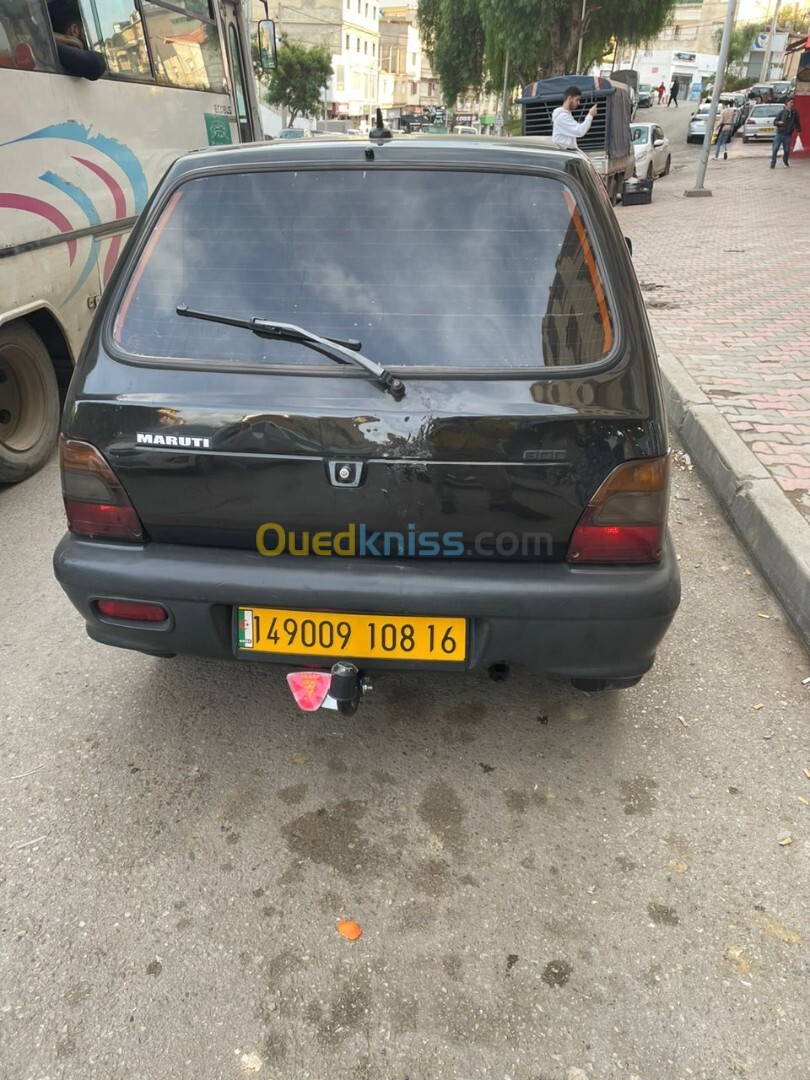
379;3;442;128
258;0;382;125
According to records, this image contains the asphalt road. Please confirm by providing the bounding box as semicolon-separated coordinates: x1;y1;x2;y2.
1;450;809;1080
640;96;777;181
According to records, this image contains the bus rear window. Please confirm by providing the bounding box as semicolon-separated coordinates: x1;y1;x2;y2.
114;168;615;370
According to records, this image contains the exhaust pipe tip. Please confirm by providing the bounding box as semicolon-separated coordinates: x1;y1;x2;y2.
488;663;510;683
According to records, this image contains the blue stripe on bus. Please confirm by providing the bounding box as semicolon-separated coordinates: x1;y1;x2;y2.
40;171;101;301
7;122;148;212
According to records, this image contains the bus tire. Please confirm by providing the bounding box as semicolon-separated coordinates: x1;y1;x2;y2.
0;323;61;483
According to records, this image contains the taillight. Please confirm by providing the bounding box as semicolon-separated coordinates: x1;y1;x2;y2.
60;438;145;542
96;599;167;622
746;119;756;125
567;456;669;565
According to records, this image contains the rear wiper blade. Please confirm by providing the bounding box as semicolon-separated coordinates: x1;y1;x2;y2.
176;304;405;400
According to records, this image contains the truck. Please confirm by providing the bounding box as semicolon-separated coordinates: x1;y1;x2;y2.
518;75;635;206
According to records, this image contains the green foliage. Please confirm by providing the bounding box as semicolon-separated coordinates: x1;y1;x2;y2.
419;0;486;104
264;40;333;123
779;3;810;31
713;21;769;75
420;0;675;105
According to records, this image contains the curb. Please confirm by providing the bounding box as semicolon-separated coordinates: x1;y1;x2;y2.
659;352;810;650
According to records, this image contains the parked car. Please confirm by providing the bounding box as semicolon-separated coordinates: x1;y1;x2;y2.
769;80;792;102
630;122;671;177
743;103;783;142
747;84;777;103
53;136;680;709
452;124;479;134
731;93;750;129
277;127;312;139
637;83;654;108
687;104;712;143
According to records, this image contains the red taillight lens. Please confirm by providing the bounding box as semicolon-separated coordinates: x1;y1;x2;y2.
567;456;670;565
96;599;168;622
60;438;145;542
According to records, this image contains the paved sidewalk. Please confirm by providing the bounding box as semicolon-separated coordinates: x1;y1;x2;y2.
621;150;810;519
619;148;810;644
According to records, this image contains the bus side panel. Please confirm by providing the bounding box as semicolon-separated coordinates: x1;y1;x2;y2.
0;70;234;358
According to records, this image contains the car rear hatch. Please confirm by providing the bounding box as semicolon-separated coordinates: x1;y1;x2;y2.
69;151;666;564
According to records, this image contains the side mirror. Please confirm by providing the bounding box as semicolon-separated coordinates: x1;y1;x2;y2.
258;19;277;72
653;139;664;147
625;236;633;257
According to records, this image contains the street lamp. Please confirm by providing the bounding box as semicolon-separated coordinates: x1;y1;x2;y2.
685;0;739;196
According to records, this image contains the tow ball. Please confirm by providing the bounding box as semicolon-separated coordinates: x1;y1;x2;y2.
328;661;372;716
286;662;372;715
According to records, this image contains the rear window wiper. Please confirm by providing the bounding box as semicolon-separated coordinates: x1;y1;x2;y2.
176;304;405;400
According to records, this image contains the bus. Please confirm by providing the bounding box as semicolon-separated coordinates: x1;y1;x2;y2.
0;0;274;483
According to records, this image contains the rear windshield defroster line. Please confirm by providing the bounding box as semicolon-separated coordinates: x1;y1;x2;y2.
111;168;616;372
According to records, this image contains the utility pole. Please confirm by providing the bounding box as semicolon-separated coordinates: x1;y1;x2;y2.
575;0;587;72
760;0;782;83
500;50;510;136
685;0;738;196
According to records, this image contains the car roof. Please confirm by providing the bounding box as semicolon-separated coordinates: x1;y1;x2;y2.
631;122;654;128
176;135;581;178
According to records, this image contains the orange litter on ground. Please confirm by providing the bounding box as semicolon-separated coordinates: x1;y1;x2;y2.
337;919;362;941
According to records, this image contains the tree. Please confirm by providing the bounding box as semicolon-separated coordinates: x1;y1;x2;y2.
264;40;333;124
420;0;675;106
779;3;810;31
713;21;769;76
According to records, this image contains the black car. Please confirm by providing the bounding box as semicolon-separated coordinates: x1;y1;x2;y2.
637;83;655;108
54;136;680;712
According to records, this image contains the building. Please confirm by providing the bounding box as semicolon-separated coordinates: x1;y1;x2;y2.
617;0;724;101
660;0;727;55
379;3;443;128
255;0;382;128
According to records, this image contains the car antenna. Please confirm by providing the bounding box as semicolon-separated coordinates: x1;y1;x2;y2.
366;107;392;160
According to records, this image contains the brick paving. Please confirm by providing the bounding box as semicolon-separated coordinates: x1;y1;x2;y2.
620;148;810;520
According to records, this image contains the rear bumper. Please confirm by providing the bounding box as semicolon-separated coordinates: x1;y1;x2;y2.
53;535;681;680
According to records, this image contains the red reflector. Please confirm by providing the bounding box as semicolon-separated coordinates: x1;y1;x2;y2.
287;671;331;711
64;499;144;542
97;599;168;622
568;509;663;564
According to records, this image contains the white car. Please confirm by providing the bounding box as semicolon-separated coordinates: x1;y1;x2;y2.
687;104;712;143
743;103;783;142
631;123;671;178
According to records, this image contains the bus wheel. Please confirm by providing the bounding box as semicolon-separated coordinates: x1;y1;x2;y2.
0;323;60;483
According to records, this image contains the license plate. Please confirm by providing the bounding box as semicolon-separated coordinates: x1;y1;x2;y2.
760;127;775;134
237;607;467;661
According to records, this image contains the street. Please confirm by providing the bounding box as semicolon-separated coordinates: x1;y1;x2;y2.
2;447;808;1080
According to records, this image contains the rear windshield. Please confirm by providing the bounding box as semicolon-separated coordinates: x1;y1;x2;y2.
113;168;615;370
751;105;782;117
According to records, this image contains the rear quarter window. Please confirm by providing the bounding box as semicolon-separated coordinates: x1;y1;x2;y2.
113;167;616;371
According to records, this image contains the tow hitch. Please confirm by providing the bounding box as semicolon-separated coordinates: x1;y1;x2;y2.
286;662;372;715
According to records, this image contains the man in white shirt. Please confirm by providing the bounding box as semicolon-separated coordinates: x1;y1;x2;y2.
552;86;598;150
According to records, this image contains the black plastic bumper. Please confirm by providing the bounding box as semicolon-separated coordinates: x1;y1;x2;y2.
53;535;681;679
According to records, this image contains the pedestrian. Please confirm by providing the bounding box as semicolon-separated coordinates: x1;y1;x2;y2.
657;82;666;105
668;78;679;107
551;85;598;150
770;96;801;168
713;102;735;159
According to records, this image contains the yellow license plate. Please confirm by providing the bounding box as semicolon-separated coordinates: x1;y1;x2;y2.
237;607;467;661
761;127;775;134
